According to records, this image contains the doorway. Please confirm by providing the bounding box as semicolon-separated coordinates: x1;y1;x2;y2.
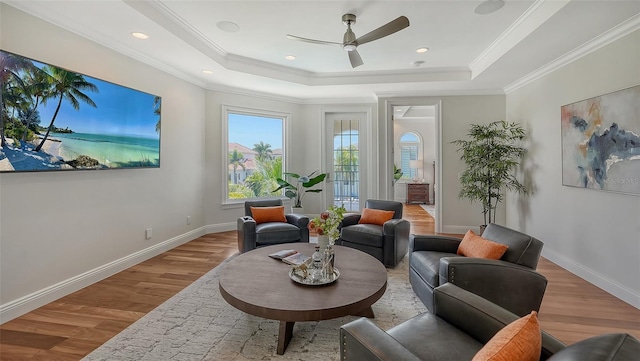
388;101;441;232
325;112;367;211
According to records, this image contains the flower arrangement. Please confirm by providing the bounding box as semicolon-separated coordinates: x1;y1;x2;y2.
309;205;347;244
273;171;327;208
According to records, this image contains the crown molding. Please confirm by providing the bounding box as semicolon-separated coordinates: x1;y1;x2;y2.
205;82;377;105
504;13;640;94
375;88;505;98
124;0;473;87
470;0;571;79
3;1;208;89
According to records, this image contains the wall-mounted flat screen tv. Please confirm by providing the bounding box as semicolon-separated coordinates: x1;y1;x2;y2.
0;50;160;173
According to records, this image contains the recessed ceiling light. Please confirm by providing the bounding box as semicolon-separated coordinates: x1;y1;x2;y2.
396;109;403;112
202;70;214;74
131;32;149;39
416;47;429;54
285;55;296;60
474;0;505;15
217;21;240;33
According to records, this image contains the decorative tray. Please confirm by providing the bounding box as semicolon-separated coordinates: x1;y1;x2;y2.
289;268;340;286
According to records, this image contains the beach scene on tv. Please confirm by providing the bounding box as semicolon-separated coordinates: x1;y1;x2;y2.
0;50;161;172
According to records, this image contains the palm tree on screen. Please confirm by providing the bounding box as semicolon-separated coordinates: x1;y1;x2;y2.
19;68;51;144
154;96;161;134
35;66;98;152
0;51;34;147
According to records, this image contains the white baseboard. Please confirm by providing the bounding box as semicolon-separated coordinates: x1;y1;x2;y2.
205;222;236;234
0;226;208;323
542;248;640;309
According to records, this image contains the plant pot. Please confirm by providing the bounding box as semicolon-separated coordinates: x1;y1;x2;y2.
291;206;304;214
317;235;329;250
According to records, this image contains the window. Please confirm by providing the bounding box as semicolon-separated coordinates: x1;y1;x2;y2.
224;106;286;202
332;119;359;211
399;132;420;180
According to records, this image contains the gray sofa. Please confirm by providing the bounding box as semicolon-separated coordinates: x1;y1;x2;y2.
236;199;309;253
409;223;548;316
340;283;640;361
338;199;410;267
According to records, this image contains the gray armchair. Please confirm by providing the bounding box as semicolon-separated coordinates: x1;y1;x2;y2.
409;223;547;317
340;283;640;361
338;199;410;267
237;199;309;253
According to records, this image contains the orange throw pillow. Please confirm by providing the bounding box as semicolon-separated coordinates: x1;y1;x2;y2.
250;206;287;224
358;208;395;226
457;230;508;260
472;311;541;361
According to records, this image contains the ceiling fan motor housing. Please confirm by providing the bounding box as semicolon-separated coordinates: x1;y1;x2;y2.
342;14;357;50
342;13;356;26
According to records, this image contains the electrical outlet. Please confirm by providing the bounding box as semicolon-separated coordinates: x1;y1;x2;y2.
145;228;152;240
187;216;191;225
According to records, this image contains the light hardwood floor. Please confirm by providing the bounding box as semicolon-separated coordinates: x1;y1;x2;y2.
1;204;638;360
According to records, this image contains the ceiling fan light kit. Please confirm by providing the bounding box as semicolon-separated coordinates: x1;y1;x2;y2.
287;13;410;68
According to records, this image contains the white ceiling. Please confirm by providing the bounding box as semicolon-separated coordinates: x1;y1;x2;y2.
5;0;640;102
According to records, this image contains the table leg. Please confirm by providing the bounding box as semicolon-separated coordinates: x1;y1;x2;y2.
353;306;375;318
277;321;295;355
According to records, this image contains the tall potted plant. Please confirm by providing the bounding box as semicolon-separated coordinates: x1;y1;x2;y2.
452;120;528;230
272;171;327;213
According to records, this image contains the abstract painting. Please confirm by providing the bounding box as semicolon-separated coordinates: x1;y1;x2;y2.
561;85;640;195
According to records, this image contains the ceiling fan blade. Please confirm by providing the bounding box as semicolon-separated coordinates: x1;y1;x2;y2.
348;49;364;68
286;34;342;46
355;16;410;46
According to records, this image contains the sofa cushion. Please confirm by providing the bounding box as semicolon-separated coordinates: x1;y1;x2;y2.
255;222;301;245
472;311;541;361
547;333;640;361
410;251;461;288
458;230;509;260
387;312;483;361
341;224;385;247
250;206;286;224
358;208;395;226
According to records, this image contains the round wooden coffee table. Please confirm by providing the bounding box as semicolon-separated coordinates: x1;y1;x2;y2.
219;243;387;354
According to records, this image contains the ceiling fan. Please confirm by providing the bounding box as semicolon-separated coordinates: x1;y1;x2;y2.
286;14;410;68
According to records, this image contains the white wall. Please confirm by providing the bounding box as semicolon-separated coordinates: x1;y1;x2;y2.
506;30;640;308
0;5;206;321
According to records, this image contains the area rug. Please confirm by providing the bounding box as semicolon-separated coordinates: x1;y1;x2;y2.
420;204;436;218
83;253;426;361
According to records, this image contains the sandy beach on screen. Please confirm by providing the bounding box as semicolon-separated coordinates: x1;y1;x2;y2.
0;137;67;171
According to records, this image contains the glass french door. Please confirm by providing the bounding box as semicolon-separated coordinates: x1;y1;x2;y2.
326;113;363;211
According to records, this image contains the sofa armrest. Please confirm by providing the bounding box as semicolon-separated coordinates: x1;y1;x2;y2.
433;283;565;359
440;257;548;317
286;213;309;229
410;234;461;253
340;213;362;228
237;216;257;253
340;318;421;361
382;218;408;235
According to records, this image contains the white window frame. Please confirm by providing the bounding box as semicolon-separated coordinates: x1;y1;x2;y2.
221;105;289;205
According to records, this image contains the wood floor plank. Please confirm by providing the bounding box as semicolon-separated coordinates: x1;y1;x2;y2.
1;205;639;360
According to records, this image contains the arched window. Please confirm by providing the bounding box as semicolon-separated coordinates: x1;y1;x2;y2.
399;132;421;180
